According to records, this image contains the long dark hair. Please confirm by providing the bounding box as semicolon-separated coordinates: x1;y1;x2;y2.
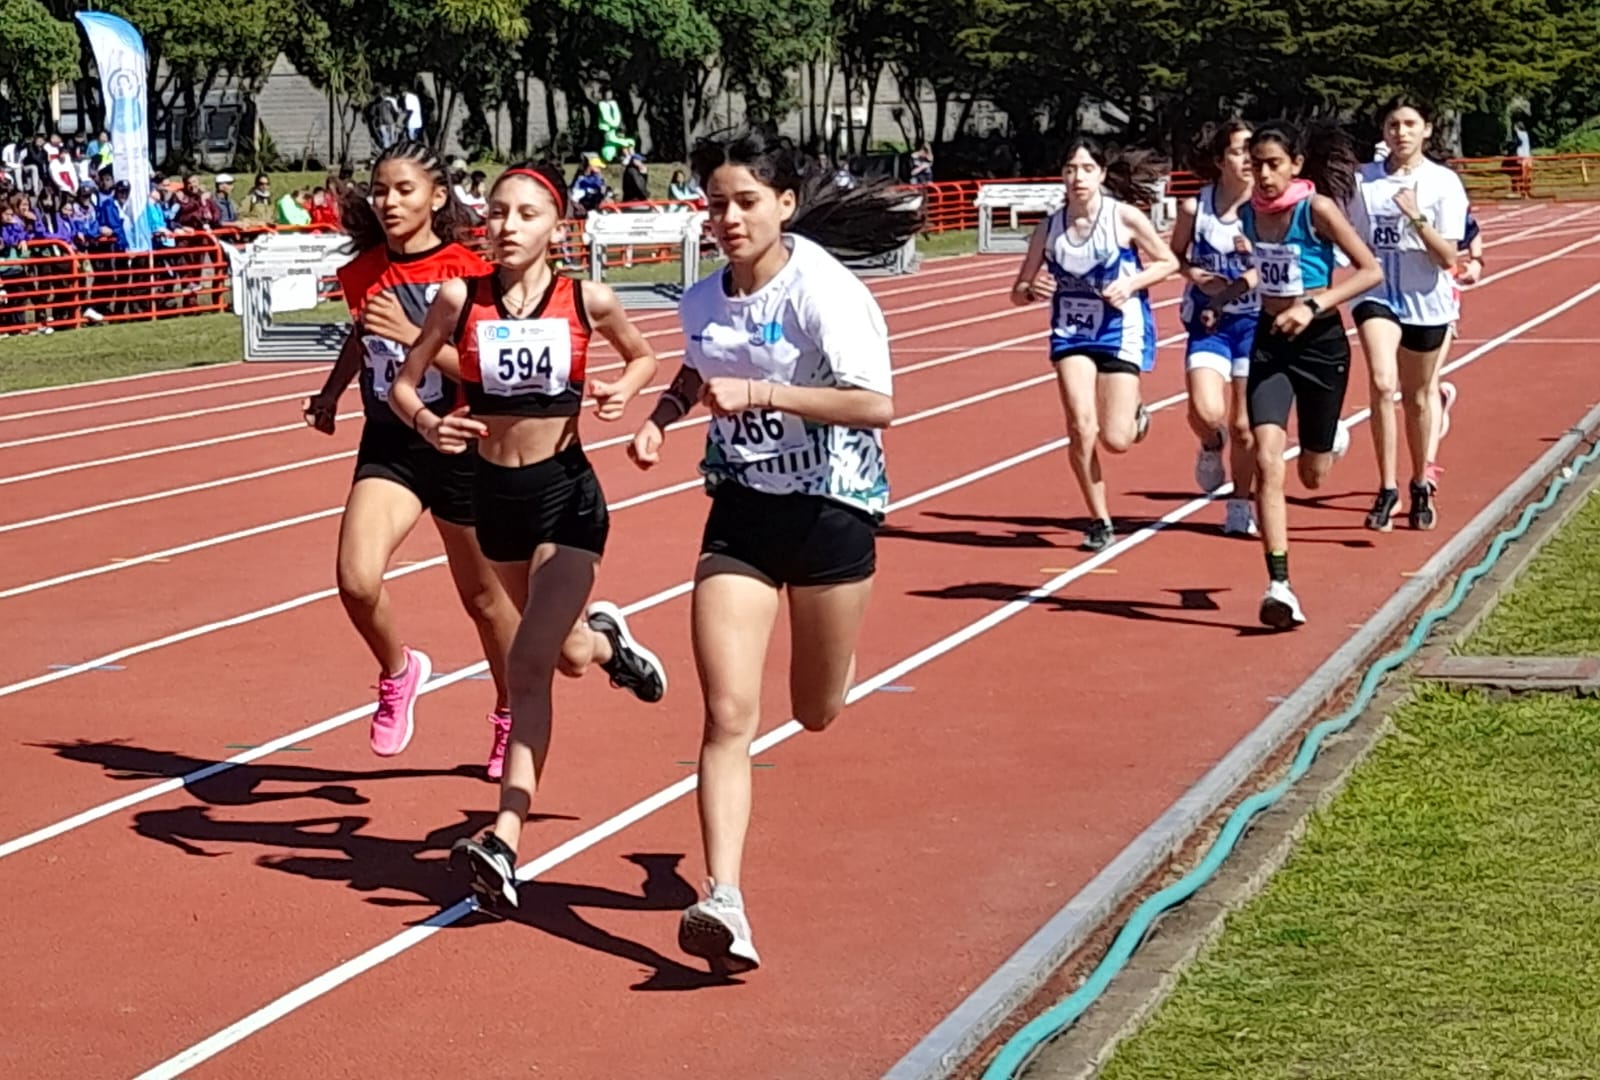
339;140;475;254
689;130;924;259
1185;119;1253;182
1060;135;1167;207
1249;122;1359;205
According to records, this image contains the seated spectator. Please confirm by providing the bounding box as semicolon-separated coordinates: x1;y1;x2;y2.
213;174;238;223
622;153;649;203
67;186;99;246
308;186;340;227
667;168;703;204
240;174;275;224
276;189;311;226
176;173;222;231
569;157;608;214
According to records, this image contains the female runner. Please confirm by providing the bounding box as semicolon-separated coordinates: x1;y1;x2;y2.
1171;119;1260;535
1211;123;1382;628
627;131;921;973
389;160;668;909
300;140;521;772
1010;138;1180;552
1348;96;1469;532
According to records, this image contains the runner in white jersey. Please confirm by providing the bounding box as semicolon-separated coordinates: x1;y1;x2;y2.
1348;96;1469;532
628;130;921;977
1171;119;1259;536
1010;137;1179;552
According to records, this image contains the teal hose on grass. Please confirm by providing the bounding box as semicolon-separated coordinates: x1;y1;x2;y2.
982;434;1600;1080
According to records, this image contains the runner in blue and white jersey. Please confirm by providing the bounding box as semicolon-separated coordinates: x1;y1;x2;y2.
1010;137;1180;552
1172;119;1260;536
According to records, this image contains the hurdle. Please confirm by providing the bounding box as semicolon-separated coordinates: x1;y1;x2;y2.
584;208;710;309
230;232;356;362
975;182;1064;254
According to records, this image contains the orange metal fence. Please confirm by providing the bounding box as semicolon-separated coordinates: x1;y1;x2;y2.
3;154;1597;337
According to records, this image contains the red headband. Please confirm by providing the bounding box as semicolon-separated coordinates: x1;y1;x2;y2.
498;167;566;212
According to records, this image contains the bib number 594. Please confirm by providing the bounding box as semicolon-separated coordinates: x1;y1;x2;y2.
496;346;553;383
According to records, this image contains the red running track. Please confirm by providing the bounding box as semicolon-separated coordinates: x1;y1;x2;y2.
0;202;1597;1079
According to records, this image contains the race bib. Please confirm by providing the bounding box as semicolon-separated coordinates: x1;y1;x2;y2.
1053;295;1104;338
1371;214;1404;251
1254;242;1304;297
364;335;443;402
715;407;808;464
477;318;573;397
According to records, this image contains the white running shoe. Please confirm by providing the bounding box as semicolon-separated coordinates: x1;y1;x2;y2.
1224;497;1258;537
1134;402;1151;443
1194;439;1226;494
1439;381;1457;439
679;879;761;974
1259;580;1306;629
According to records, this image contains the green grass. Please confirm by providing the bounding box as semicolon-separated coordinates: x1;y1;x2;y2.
1097;488;1600;1080
0;231;982;393
1459;494;1600;656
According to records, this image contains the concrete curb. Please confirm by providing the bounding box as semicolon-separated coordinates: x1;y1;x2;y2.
882;400;1600;1080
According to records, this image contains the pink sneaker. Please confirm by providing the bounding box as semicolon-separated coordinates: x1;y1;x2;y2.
370;647;431;756
485;710;512;780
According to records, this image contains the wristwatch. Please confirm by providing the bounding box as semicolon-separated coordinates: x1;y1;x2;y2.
1302;297;1322;315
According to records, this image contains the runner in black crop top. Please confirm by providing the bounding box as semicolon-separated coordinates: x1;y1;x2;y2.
452;270;592;418
386;161;665;914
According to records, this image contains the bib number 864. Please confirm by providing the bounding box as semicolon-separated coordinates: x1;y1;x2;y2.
497;346;553;383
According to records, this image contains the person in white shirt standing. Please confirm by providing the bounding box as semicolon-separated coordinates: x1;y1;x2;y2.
628;130;922;977
1349;96;1469;532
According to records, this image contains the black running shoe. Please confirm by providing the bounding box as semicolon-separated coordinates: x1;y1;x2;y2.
1365;487;1399;532
451;830;519;909
1082;519;1114;552
587;600;667;703
1408;479;1437;531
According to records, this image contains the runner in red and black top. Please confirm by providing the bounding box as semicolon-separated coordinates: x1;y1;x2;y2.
301;140;521;774
390;159;667;910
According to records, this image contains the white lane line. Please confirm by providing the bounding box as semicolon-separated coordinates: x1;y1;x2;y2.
0;368;323;423
0;430;1100;861
0;390;350;450
0;452;357;536
0;254;1006;412
4;219;1586;587
8;265;1022;442
124;274;1600;1080
0;334;1083;690
0;362;255;400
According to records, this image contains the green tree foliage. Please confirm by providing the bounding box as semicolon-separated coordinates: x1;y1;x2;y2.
0;0;78;135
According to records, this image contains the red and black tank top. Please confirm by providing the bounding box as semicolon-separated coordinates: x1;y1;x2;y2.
455;272;591;417
335;240;489;426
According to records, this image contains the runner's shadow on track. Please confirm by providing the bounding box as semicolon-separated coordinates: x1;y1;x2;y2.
909;581;1279;635
128;804;530;903
34;738;484;806
463;853;738;992
125;800;728;992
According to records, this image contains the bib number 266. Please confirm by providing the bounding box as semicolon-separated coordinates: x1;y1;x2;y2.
718;407;805;462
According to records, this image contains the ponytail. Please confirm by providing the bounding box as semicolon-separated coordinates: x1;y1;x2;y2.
1184;119;1252;182
1251;122;1358;205
689;130;924;259
1061;136;1167;207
